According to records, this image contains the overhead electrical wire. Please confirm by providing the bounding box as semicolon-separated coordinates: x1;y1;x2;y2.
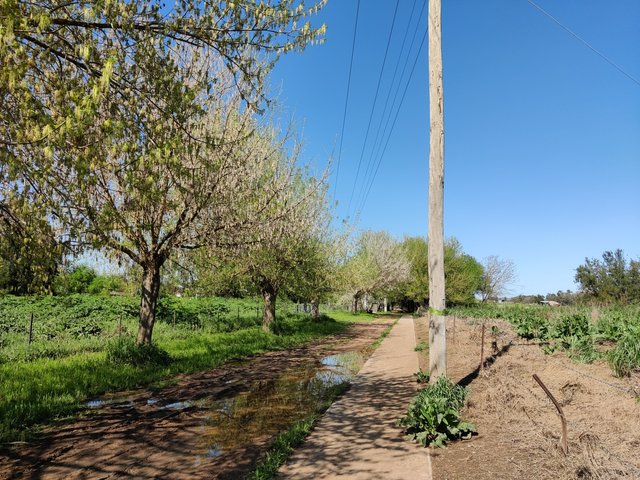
352;0;428;219
346;0;401;215
526;0;640;88
333;0;361;204
356;26;429;217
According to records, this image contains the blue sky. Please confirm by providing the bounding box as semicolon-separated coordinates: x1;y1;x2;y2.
269;0;640;296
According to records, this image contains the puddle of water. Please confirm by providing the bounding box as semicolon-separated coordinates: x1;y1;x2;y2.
85;398;134;409
85;350;366;469
159;401;193;411
196;350;366;459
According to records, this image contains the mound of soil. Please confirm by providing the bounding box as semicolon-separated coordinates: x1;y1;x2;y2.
414;316;640;480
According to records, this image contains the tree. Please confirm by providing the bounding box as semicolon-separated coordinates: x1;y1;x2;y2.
479;256;518;302
287;234;343;320
1;0;326;345
342;231;409;312
236;163;329;332
400;237;483;309
401;237;430;308
444;239;484;305
0;195;62;294
427;0;446;380
575;250;640;304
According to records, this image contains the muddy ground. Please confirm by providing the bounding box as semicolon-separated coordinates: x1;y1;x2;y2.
0;319;393;480
414;315;640;480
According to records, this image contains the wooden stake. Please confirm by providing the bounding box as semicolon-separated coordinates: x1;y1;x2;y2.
533;374;569;455
479;323;485;371
28;313;34;345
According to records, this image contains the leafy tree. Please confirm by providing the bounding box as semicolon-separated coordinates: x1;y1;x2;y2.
400;237;483;308
575;250;640;304
239;165;329;331
444;239;483;305
342;231;410;312
53;264;97;294
1;1;326;345
286;233;343;319
402;237;429;307
478;256;517;302
0;194;61;294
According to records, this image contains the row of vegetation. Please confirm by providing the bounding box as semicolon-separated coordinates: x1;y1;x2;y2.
448;303;640;377
0;305;376;444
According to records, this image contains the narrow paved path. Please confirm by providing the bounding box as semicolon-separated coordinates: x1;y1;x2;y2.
278;315;432;479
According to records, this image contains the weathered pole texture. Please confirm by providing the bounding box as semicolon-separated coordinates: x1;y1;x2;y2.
428;0;447;380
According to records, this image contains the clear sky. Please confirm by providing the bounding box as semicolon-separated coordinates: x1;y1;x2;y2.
269;0;640;296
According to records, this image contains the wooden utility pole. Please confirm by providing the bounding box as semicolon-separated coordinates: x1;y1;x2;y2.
428;0;446;381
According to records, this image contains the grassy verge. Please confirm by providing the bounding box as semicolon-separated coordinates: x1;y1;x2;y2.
247;312;397;479
370;319;398;350
0;315;350;444
247;382;350;480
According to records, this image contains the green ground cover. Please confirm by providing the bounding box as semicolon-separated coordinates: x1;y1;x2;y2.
447;303;640;377
0;294;376;444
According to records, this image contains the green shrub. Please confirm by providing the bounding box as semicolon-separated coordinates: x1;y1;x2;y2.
54;265;97;294
608;327;640;377
397;376;475;448
106;337;172;366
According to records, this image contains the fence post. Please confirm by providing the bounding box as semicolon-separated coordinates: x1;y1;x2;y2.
479;323;486;371
28;313;34;345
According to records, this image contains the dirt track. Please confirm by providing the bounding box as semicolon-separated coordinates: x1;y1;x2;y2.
0;320;392;480
415;316;640;480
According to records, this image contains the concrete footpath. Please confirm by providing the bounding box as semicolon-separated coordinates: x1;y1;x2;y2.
277;316;432;479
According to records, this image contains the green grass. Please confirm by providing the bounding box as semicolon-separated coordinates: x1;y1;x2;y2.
324;310;380;323
0;292;389;444
0;314;349;444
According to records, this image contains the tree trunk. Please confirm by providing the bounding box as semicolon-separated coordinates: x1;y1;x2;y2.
384;297;388;312
262;284;277;332
352;294;359;313
428;0;447;381
137;259;163;345
311;298;320;320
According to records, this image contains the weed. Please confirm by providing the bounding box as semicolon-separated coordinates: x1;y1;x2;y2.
414;368;430;384
397;376;475;448
414;341;428;352
106;337;172;366
608;326;640;377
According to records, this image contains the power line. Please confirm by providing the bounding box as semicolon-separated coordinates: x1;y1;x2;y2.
333;0;361;204
346;0;401;215
357;26;428;217
526;0;640;88
354;0;427;216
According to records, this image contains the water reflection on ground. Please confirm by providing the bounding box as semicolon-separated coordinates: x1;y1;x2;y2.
85;351;365;469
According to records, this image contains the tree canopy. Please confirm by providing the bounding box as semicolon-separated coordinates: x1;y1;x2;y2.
575;249;640;304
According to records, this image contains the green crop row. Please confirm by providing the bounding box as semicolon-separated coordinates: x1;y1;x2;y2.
447;303;640;377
